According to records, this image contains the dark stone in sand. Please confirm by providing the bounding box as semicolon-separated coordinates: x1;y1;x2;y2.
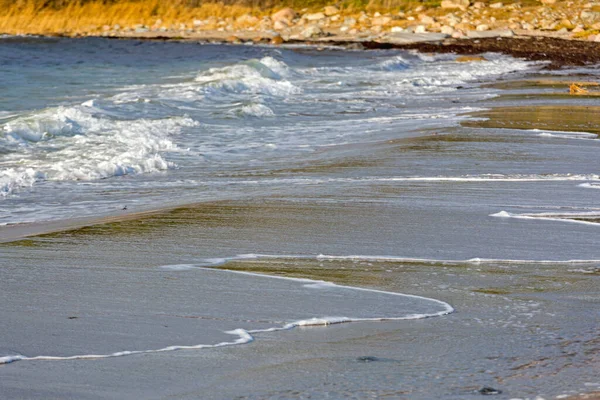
356;356;380;363
479;386;502;395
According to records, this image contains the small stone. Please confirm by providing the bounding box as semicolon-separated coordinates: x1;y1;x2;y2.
304;12;326;21
372;16;392;26
272;8;296;23
391;26;404;32
420;15;436;24
357;356;380;362
441;0;471;10
490;2;503;8
478;386;502;395
476;24;490;30
441;25;455;35
415;25;428;33
270;35;284;45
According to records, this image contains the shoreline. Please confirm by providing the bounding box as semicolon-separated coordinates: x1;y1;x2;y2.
6;30;600;69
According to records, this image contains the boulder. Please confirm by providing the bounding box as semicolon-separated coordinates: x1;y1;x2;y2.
324;6;339;16
580;10;600;23
441;0;470;10
441;25;455;35
237;14;259;25
272;8;296;23
372;16;392;26
304;12;326;21
274;20;289;30
420;15;436;25
301;24;325;38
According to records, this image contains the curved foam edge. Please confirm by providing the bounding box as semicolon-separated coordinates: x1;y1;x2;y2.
580;183;600;189
206;253;600;266
490;210;600;227
0;260;454;366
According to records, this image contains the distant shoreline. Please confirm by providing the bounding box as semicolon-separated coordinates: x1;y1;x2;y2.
6;30;600;69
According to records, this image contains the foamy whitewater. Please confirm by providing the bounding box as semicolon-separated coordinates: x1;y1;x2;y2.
0;37;538;225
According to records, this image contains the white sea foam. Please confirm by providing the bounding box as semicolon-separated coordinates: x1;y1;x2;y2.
205;253;600;266
0;261;453;365
491;210;600;226
234;103;275;118
158;264;199;271
0;105;198;196
532;129;598;140
195;57;300;97
233;174;600;187
579;182;600;189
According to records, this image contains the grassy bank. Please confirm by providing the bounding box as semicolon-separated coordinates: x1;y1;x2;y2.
0;0;431;35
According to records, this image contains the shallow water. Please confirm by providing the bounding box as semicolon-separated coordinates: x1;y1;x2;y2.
1;37;599;399
0;36;537;225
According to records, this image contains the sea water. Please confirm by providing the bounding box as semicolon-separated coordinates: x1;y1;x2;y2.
0;36;536;225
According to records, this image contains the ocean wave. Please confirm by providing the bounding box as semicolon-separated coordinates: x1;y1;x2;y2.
0;105;198;197
195;57;301;97
231;103;275;118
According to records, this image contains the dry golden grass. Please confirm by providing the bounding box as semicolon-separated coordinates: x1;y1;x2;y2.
0;1;262;35
0;0;444;35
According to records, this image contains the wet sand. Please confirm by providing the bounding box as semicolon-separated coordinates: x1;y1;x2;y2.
1;194;599;399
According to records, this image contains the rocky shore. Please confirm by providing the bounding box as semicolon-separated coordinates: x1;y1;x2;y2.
89;0;600;43
36;0;596;69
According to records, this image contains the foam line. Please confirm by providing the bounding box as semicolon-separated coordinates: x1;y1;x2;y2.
491;210;600;227
0;261;453;365
202;253;600;266
235;174;600;187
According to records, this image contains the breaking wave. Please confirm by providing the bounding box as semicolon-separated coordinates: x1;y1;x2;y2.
0;103;198;197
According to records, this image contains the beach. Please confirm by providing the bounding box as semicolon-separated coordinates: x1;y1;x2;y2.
0;33;599;399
